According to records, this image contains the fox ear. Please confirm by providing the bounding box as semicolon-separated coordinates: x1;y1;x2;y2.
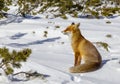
76;23;80;27
71;22;75;25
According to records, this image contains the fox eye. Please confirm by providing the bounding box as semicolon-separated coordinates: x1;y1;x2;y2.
71;22;75;25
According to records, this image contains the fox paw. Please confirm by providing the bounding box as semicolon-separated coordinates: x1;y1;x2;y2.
69;66;75;73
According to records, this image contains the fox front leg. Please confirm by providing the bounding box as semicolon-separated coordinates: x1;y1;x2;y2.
77;56;81;66
74;52;80;66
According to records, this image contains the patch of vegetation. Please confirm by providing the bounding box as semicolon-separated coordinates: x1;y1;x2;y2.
0;47;31;75
101;7;120;17
86;0;101;6
55;25;60;29
106;34;112;38
0;0;4;18
82;0;120;18
1;0;12;13
96;42;109;51
32;31;35;34
39;0;82;19
72;12;78;18
110;0;120;6
60;14;68;19
0;0;10;18
43;31;48;37
12;70;50;81
0;0;120;19
87;8;99;18
61;42;64;44
106;21;111;24
48;21;52;23
46;27;49;29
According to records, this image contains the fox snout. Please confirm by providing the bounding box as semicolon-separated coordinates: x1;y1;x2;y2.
61;30;71;35
61;30;68;35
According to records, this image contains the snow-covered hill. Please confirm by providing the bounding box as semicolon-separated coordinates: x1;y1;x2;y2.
0;15;120;84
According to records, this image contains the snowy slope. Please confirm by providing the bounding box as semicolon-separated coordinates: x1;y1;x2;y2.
0;15;120;84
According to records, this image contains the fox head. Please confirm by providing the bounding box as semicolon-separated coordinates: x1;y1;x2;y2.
62;22;80;35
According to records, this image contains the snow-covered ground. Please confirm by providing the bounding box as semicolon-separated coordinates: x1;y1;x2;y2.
0;15;120;84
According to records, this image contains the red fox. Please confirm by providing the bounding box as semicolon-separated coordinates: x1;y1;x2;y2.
62;23;102;73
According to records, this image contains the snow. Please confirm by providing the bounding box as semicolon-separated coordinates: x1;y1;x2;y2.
0;14;120;84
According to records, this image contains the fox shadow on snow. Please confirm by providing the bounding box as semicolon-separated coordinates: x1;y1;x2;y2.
101;58;119;68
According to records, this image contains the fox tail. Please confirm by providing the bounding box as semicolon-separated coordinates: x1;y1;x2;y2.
69;62;101;73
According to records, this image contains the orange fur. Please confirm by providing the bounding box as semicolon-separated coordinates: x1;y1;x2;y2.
62;23;102;73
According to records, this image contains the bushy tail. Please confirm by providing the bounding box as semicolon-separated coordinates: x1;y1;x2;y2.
69;62;101;73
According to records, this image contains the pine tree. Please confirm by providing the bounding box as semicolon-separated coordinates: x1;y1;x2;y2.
0;0;12;18
16;0;41;17
0;47;31;75
0;0;5;18
0;0;119;19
